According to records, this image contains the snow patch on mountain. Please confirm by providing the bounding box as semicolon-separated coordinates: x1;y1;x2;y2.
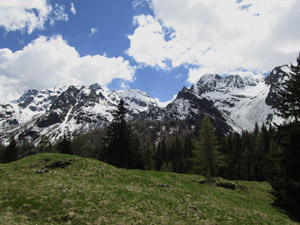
0;65;288;144
192;73;273;131
0;84;159;144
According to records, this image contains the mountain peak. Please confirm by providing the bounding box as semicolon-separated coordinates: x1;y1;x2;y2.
0;65;287;144
89;83;103;91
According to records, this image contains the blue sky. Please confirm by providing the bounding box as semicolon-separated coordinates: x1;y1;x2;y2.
0;0;299;103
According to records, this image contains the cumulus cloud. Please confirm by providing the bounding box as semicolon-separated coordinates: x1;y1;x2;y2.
127;15;175;69
0;35;136;103
0;0;68;34
128;0;300;83
0;75;24;103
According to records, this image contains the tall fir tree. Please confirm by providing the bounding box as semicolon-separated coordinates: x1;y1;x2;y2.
100;99;143;169
272;53;300;215
192;116;222;178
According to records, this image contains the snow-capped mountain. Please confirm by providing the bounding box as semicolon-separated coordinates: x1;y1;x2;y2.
0;84;158;144
0;65;289;144
139;65;289;132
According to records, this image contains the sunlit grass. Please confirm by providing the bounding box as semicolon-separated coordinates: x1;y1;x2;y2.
0;153;296;224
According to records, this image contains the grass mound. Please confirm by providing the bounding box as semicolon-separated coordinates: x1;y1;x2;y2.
0;153;296;224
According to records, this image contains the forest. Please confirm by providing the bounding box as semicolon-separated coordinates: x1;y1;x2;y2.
1;55;300;218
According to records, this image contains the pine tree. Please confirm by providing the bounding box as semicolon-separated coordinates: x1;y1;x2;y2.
272;53;300;215
192;116;222;178
100;99;143;169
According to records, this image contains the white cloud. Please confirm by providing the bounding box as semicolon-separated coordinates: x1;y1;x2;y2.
0;0;68;34
90;28;98;36
155;94;177;107
120;82;130;89
0;75;24;103
49;4;68;26
188;67;217;84
128;0;299;83
0;35;136;103
127;15;173;69
70;3;76;15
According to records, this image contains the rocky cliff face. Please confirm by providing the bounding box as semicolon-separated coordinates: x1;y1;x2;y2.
0;65;289;144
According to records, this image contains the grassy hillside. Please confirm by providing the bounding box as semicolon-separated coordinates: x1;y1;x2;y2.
0;154;296;224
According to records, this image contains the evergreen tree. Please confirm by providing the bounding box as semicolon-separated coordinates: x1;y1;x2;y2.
253;133;266;181
170;136;184;173
224;132;243;180
277;53;300;123
272;53;300;215
3;138;18;163
100;99;143;169
0;143;5;163
57;135;72;155
265;139;282;181
155;142;163;171
192;116;222;178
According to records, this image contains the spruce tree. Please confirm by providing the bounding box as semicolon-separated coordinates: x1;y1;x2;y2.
100;99;142;169
272;53;300;215
277;53;300;123
192;116;222;178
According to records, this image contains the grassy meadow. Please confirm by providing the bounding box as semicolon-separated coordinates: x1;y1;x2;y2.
0;153;296;224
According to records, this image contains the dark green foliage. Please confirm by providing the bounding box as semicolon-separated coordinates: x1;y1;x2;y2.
222;125;276;182
276;55;300;122
57;135;72;155
191;116;222;178
268;54;300;215
100;99;143;169
3;138;18;163
0;143;4;163
71;129;105;158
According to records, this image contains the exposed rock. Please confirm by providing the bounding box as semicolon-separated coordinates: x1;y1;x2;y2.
216;181;236;190
158;184;173;189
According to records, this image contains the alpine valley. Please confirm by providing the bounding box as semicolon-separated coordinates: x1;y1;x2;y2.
0;65;289;145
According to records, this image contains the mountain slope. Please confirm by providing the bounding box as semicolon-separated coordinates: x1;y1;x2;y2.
139;66;288;133
0;65;289;144
0;153;296;224
0;84;158;144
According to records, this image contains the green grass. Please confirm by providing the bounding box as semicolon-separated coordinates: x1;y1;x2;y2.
0;153;296;224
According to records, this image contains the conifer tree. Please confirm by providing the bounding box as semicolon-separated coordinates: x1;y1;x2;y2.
0;142;5;163
3;138;18;163
100;99;143;169
57;135;72;155
192;116;222;178
155;142;163;171
277;53;300;123
272;53;300;214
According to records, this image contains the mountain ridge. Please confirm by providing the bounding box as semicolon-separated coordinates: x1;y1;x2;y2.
0;65;289;144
